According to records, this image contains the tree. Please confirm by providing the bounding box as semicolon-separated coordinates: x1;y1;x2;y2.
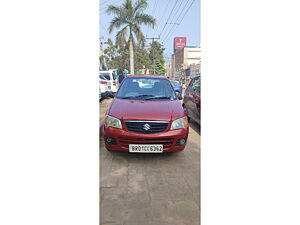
134;47;152;74
103;38;118;62
112;46;130;72
103;40;152;74
106;0;156;74
149;41;166;75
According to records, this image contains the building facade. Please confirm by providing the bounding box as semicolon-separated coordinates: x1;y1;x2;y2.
172;46;201;84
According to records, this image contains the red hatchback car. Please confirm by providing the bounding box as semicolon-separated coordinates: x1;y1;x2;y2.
103;75;189;153
183;76;201;125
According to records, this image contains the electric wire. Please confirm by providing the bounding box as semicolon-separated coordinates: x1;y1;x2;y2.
146;0;158;37
166;0;184;27
153;0;171;34
162;0;196;43
100;0;122;14
100;0;111;5
158;0;179;38
161;0;192;41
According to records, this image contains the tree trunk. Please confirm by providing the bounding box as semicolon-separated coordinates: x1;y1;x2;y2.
129;39;134;75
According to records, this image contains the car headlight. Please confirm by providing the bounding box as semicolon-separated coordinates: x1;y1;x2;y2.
170;116;188;130
104;115;122;129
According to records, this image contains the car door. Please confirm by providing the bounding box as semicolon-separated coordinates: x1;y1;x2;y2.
190;76;200;124
183;78;195;118
99;74;111;92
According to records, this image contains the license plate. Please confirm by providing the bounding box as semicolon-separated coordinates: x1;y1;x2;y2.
129;144;163;153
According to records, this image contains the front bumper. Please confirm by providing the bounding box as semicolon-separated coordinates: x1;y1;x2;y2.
103;126;189;152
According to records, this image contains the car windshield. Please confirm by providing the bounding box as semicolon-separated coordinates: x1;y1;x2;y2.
99;73;111;80
99;74;108;80
171;81;179;85
116;77;177;100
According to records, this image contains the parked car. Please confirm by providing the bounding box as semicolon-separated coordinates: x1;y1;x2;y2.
103;75;189;153
99;86;102;101
182;76;201;125
171;80;182;94
99;70;118;93
99;74;111;100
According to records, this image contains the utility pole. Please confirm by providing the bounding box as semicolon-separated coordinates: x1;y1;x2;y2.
99;36;107;70
146;36;160;75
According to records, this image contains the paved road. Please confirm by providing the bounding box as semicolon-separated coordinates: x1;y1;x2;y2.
99;99;201;225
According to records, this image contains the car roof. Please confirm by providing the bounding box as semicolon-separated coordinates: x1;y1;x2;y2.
127;75;168;79
99;71;111;74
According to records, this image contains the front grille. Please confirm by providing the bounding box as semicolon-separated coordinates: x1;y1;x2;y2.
124;121;169;134
119;137;174;148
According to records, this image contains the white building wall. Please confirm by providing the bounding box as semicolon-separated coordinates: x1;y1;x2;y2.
187;51;201;59
187;59;200;65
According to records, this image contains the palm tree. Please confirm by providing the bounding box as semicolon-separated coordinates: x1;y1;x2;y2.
106;0;156;74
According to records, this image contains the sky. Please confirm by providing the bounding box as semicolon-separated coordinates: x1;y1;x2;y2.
99;0;201;59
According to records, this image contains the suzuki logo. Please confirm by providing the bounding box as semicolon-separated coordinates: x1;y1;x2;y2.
143;124;151;130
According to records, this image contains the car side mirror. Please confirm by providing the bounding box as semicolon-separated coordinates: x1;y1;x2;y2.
177;92;182;100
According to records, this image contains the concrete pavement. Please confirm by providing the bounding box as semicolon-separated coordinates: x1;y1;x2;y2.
99;99;201;225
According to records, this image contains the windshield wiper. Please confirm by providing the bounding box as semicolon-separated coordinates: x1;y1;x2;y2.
134;95;156;98
144;96;172;100
118;96;135;99
118;95;155;99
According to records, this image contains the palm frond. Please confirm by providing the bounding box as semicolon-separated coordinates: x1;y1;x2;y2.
123;0;133;10
134;13;156;28
125;0;134;22
132;24;145;48
108;17;127;33
133;0;148;14
115;25;129;48
106;5;122;16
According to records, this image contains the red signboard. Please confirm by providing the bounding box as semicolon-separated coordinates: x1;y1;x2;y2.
174;37;186;51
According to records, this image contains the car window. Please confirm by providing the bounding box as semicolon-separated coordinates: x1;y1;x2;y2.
100;73;111;80
171;81;179;85
99;74;108;80
197;77;201;94
187;79;195;91
190;77;200;93
116;77;177;100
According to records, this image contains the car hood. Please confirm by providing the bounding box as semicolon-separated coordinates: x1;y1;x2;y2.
108;98;185;121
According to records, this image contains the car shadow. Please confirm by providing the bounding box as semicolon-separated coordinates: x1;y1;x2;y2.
101;136;200;163
189;120;201;136
106;150;180;159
